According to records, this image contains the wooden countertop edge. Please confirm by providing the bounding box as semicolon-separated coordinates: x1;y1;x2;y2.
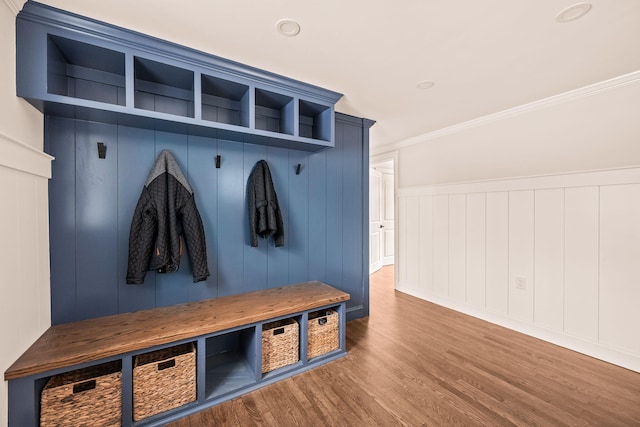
5;282;349;381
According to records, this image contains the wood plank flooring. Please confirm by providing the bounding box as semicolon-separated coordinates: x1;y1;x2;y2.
169;266;640;426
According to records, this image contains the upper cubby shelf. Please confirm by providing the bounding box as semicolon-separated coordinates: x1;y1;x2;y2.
16;1;343;151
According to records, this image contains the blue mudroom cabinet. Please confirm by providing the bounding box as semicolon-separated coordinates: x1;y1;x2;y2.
8;1;374;425
12;1;373;324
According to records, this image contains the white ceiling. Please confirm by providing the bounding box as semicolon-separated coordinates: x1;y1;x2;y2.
19;0;640;150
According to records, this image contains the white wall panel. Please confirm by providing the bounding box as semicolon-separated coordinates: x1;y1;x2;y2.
1;4;50;424
534;189;564;331
419;195;434;294
405;196;421;295
397;196;407;290
600;185;640;355
564;186;599;341
466;193;486;308
449;194;466;300
433;195;449;296
486;192;509;314
508;190;534;322
396;166;640;371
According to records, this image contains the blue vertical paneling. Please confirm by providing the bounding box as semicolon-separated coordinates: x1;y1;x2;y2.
307;150;327;283
266;147;290;287
288;150;309;284
341;121;364;311
187;135;219;302
46;116;77;325
117;125;156;312
154;131;191;306
75;121;119;320
325;123;344;291
243;143;268;292
217;140;245;297
47;115;370;323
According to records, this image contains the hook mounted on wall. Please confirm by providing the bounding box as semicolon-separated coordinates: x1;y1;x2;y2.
97;142;107;159
215;155;221;168
295;164;302;175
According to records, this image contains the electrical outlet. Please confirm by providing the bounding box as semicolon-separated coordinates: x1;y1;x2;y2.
515;276;527;290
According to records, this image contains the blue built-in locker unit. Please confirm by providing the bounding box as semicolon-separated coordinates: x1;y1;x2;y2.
46;113;372;325
9;2;374;424
14;1;373;325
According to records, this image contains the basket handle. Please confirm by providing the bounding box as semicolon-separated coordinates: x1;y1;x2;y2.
73;380;96;394
273;327;285;336
318;317;328;326
158;359;176;371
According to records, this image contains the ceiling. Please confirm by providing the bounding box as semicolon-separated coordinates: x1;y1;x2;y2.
17;0;640;150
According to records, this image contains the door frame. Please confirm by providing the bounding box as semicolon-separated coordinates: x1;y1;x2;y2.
369;168;383;274
369;151;398;287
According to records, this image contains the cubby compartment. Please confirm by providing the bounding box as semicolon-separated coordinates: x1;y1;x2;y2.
134;57;194;118
205;328;257;399
255;88;294;135
201;74;250;127
299;100;332;141
47;35;125;106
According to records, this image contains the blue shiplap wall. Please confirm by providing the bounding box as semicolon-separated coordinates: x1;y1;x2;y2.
46;113;370;325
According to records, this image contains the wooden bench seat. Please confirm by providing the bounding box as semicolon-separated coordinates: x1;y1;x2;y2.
5;281;349;381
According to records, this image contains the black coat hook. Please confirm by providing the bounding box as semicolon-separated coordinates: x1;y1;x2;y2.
295;164;302;175
215;155;221;168
97;142;107;159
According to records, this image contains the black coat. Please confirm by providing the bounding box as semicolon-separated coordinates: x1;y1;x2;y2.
248;160;284;247
127;150;210;284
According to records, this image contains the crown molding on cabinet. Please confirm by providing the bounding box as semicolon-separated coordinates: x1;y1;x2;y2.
372;70;640;156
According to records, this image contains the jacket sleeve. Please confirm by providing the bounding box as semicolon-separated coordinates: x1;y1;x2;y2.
248;173;259;247
273;194;285;247
180;192;210;283
126;188;157;284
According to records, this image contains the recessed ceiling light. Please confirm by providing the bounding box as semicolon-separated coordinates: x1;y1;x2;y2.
416;81;435;90
276;19;301;37
556;3;592;23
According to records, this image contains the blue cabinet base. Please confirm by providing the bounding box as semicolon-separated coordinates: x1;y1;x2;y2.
8;303;348;427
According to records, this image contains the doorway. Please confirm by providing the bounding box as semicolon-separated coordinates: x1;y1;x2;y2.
369;158;395;274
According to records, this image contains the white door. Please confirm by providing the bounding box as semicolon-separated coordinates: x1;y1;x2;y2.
381;172;395;265
369;169;383;274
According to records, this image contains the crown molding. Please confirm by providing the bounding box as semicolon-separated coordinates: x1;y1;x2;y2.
372;70;640;156
2;0;21;15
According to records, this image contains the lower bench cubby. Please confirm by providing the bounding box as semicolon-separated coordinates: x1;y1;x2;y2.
133;343;197;421
6;282;349;427
262;317;300;374
308;307;340;360
205;327;257;399
40;360;122;427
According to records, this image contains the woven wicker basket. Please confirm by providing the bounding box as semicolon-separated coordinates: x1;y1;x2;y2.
307;309;339;359
262;318;299;373
40;360;122;427
133;342;196;421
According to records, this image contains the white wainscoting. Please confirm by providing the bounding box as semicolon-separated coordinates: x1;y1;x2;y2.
397;167;640;372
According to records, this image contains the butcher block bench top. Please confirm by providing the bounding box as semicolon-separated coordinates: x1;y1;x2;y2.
5;281;349;381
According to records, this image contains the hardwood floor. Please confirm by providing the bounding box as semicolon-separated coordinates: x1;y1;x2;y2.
169;266;640;426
